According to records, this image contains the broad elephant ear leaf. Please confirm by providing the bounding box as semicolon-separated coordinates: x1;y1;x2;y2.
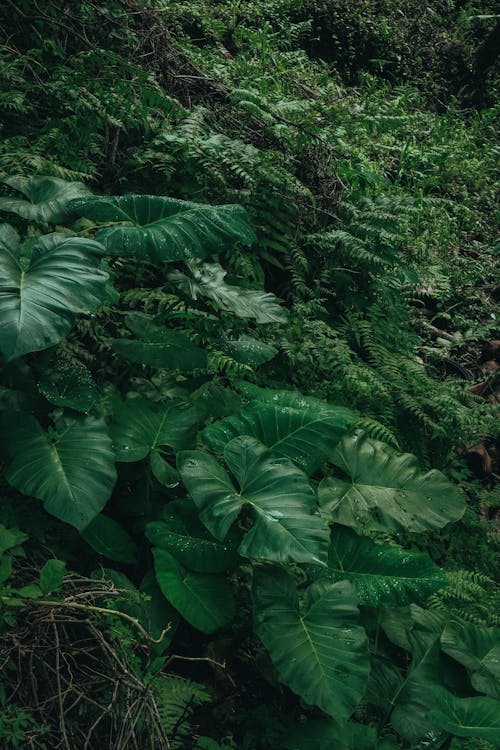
111;313;207;370
280;720;396;750
169;262;288;323
152;548;234;633
307;526;447;606
253;568;369;720
178;436;330;565
111;397;198;462
441;621;500;699
0;225;108;361
202;389;356;474
428;687;500;744
73;194;256;261
0;175;91;224
2;415;116;530
318;431;465;533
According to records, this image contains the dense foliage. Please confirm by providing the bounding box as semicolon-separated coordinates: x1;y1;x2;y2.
0;1;498;748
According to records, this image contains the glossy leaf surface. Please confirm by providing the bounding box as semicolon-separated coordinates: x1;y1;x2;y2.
153;548;234;633
178;436;329;565
203;389;356;474
74;194;256;260
3;415;116;530
0;175;91;223
0;225;108;361
253;568;369;720
319;432;465;533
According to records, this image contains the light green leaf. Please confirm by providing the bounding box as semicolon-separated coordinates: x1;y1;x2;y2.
73;194;256;261
111;397;198;462
152;548;234;633
318;432;465;533
149;450;180;488
0;175;91;224
81;514;138;564
146;500;240;573
428;687;500;744
39;559;66;593
441;621;500;699
38;360;98;413
0;524;28;555
203;389;356;474
308;526;447;606
178;436;329;565
221;334;277;365
253;568;369;720
0;225;108;361
169;262;287;323
112;313;207;370
3;415;116;530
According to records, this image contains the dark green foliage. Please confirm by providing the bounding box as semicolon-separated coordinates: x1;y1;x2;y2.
0;1;498;748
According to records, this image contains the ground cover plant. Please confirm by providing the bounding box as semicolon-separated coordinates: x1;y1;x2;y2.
0;1;498;748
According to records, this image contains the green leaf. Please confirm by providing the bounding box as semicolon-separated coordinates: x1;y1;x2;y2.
38;360;98;413
149;450;180;488
111;397;198;462
152;548;234;633
0;524;28;555
146;500;240;573
441;621;500;699
178;436;329;565
203;389;356;474
112;313;207;370
81;514;138;564
253;568;369;720
318;432;465;533
221;334;277;365
0;225;108;361
308;527;447;606
74;194;256;261
390;630;445;743
428;687;500;744
169;262;287;323
3;415;116;530
0;175;91;224
39;559;66;593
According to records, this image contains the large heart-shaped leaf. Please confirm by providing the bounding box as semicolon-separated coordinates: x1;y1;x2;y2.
111;397;198;462
318;432;465;533
169;262;288;323
428;687;500;744
0;176;91;224
73;194;256;261
152;548;234;633
0;225;108;361
308;527;447;606
441;622;500;699
111;312;207;370
178;436;329;565
253;568;369;720
203;389;356;474
2;415;116;530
